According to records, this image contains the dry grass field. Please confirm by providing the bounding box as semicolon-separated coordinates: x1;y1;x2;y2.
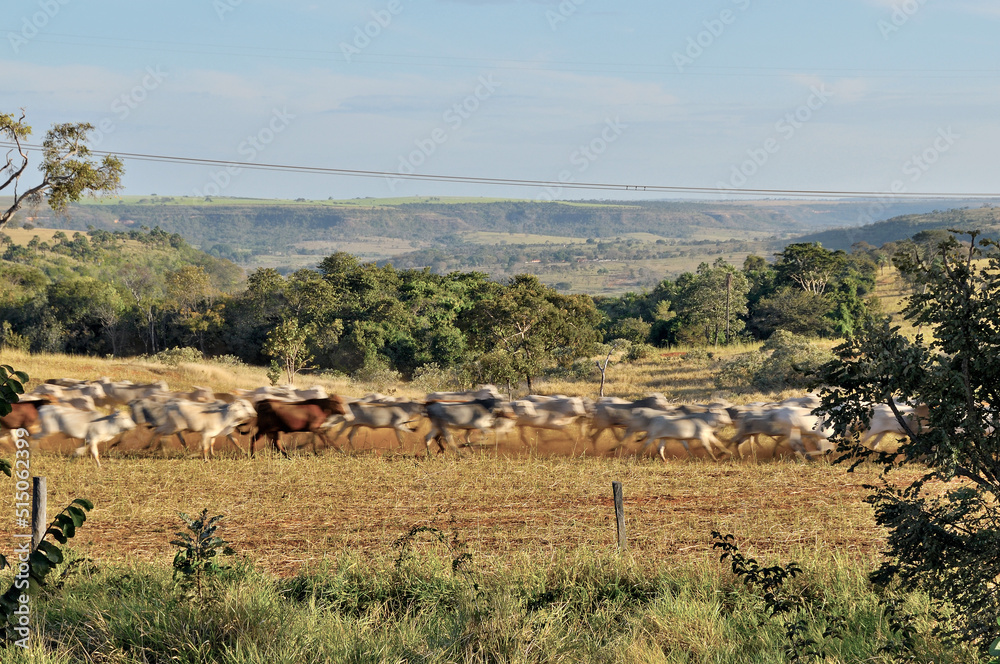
0;343;985;661
2;344;897;578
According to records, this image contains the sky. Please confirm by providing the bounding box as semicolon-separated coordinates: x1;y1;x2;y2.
1;0;998;201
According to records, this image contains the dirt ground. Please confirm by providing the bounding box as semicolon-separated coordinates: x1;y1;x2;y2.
1;422;900;577
22;416;818;463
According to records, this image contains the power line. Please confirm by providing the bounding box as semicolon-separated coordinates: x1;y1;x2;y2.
3;140;998;200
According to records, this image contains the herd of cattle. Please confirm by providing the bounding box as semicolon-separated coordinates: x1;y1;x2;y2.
0;378;926;466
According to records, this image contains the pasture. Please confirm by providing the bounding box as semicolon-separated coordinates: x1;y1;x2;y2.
0;348;983;662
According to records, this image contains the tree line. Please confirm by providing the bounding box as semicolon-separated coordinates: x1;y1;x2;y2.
1;220;889;387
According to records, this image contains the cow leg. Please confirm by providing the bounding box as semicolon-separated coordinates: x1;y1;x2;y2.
655;439;669;463
84;436;101;468
226;433;248;456
786;429;811;460
423;428;437;456
271;433;290;459
201;434;212;462
677;439;695;459
334;421;354;450
347;427;361;452
446;430;463;456
393;426;407;451
698;436;720;461
176;432;189;451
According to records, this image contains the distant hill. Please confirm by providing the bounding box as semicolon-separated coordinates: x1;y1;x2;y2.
10;196;991;255
795;206;1000;250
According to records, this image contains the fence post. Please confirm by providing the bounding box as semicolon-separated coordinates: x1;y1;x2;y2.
612;481;626;552
32;476;46;551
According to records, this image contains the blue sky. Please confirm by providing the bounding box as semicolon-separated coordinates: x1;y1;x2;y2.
2;0;998;201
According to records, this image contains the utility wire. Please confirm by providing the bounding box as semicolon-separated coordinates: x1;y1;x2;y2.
3;140;998;200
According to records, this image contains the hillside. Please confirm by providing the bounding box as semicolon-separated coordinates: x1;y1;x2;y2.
8;195;989;259
797;205;1000;250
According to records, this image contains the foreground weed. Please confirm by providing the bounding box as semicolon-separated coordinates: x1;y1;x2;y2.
171;508;235;602
713;531;844;663
0;499;94;645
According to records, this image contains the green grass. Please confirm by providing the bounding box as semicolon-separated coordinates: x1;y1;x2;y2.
2;549;982;663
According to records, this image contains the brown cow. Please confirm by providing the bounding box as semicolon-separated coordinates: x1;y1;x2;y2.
1;398;52;449
250;397;352;458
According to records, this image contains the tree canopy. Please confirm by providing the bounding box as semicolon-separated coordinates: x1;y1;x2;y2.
1;110;123;230
817;230;1000;648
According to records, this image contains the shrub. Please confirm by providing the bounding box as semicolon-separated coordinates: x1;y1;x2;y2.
714;351;766;389
714;331;831;392
624;342;656;362
352;358;402;390
209;354;246;369
757;330;831;390
410;363;464;393
0;321;30;352
150;347;203;366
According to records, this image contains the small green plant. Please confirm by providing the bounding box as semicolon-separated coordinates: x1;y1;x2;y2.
266;359;282;386
712;532;843;663
0;364;27;418
0;498;94;644
171;509;235;601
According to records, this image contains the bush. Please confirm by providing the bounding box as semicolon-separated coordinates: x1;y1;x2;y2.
150;347;204;366
714;351;765;389
0;321;30;352
352;358;402;390
410;363;465;393
684;347;713;364
624;342;656;362
209;354;246;369
757;330;832;390
605;317;652;344
715;331;832;392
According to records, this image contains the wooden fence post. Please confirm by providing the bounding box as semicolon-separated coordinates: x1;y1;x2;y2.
31;476;46;551
612;481;626;552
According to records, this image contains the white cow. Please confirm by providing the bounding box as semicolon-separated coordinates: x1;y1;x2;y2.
335;400;425;450
731;405;833;459
144;399;256;460
35;405;137;468
860;403;930;449
424;398;517;454
588;394;674;448
97;379;170;406
513;395;589;448
640;414;734;461
426;385;502;403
